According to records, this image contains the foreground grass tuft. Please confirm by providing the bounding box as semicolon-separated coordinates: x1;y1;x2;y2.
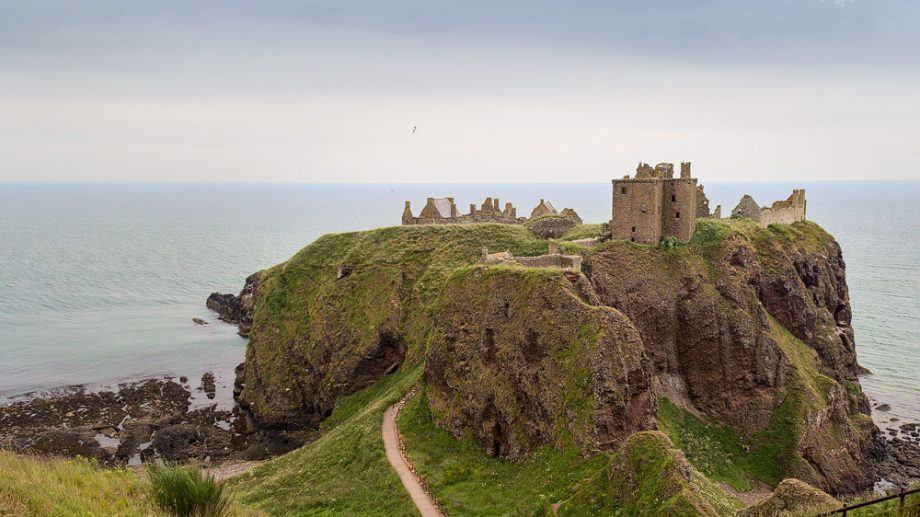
148;463;233;517
0;450;152;516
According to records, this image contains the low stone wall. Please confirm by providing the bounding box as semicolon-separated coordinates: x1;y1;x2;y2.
514;254;583;270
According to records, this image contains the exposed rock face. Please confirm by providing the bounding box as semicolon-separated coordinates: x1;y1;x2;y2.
233;225;551;432
425;268;655;459
206;272;260;336
585;223;879;494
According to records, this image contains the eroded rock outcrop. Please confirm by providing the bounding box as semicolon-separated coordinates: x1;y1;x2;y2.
585;221;879;494
207;272;260;336
425;267;655;458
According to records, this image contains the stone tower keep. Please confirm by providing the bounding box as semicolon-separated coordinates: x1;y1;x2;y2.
611;161;699;244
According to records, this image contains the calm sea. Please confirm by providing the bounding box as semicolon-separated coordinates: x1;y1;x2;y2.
1;182;917;425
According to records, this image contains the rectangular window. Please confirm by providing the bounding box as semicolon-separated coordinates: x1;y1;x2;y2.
631;226;636;232
676;211;680;219
621;187;627;194
671;194;676;202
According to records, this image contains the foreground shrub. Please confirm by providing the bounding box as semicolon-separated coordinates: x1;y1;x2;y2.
148;463;232;517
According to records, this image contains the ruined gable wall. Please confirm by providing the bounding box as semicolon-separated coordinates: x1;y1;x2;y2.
661;178;698;242
611;179;663;244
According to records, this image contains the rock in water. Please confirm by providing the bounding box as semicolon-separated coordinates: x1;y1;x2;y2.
200;371;216;400
192;317;208;326
206;272;260;337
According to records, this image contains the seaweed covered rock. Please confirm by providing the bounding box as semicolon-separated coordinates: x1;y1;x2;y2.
740;478;840;516
425;266;655;459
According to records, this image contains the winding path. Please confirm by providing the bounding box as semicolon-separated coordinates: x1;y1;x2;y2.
382;391;444;517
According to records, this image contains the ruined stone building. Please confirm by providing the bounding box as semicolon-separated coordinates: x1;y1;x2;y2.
402;196;519;225
402;196;580;226
529;199;557;219
611;162;701;244
731;189;807;226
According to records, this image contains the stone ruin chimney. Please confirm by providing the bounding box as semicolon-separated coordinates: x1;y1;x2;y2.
681;162;692;179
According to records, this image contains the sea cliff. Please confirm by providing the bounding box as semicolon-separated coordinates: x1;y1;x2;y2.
230;218;893;503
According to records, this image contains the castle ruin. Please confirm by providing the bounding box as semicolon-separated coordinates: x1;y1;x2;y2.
402;196;580;227
402;196;519;225
611;162;702;244
731;189;807;226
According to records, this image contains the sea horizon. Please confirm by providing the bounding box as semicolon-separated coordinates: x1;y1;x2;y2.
2;180;918;430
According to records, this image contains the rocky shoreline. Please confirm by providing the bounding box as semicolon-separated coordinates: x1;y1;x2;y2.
0;371;313;469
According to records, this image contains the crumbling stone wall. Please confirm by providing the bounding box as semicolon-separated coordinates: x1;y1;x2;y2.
403;196;579;227
760;189;807;226
480;244;583;270
403;196;520;225
731;190;806;226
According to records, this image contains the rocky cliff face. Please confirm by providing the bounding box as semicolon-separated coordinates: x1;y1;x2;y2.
425;267;655;459
231;220;883;495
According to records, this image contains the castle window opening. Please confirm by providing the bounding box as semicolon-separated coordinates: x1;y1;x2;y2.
631;226;636;232
671;194;676;202
630;237;635;242
621;187;627;194
676;211;680;219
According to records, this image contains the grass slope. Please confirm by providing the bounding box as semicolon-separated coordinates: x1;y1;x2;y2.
0;451;259;516
230;367;422;516
0;452;153;516
398;389;743;516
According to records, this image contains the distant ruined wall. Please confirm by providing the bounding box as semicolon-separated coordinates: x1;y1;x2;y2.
759;189;807;226
732;190;806;227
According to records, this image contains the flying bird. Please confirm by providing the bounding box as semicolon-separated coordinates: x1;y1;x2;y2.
412;126;417;134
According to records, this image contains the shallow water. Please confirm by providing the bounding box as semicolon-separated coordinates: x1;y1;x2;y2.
0;181;917;426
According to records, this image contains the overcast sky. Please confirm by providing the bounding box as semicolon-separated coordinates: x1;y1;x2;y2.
1;0;919;182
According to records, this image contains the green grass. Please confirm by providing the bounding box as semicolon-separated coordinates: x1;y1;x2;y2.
560;223;603;241
0;451;155;516
398;389;741;516
657;316;852;491
241;224;550;423
0;451;259;516
397;387;617;516
230;366;422;516
149;463;233;517
657;398;758;492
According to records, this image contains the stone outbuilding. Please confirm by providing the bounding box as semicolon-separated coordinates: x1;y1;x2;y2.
529;199;558;219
